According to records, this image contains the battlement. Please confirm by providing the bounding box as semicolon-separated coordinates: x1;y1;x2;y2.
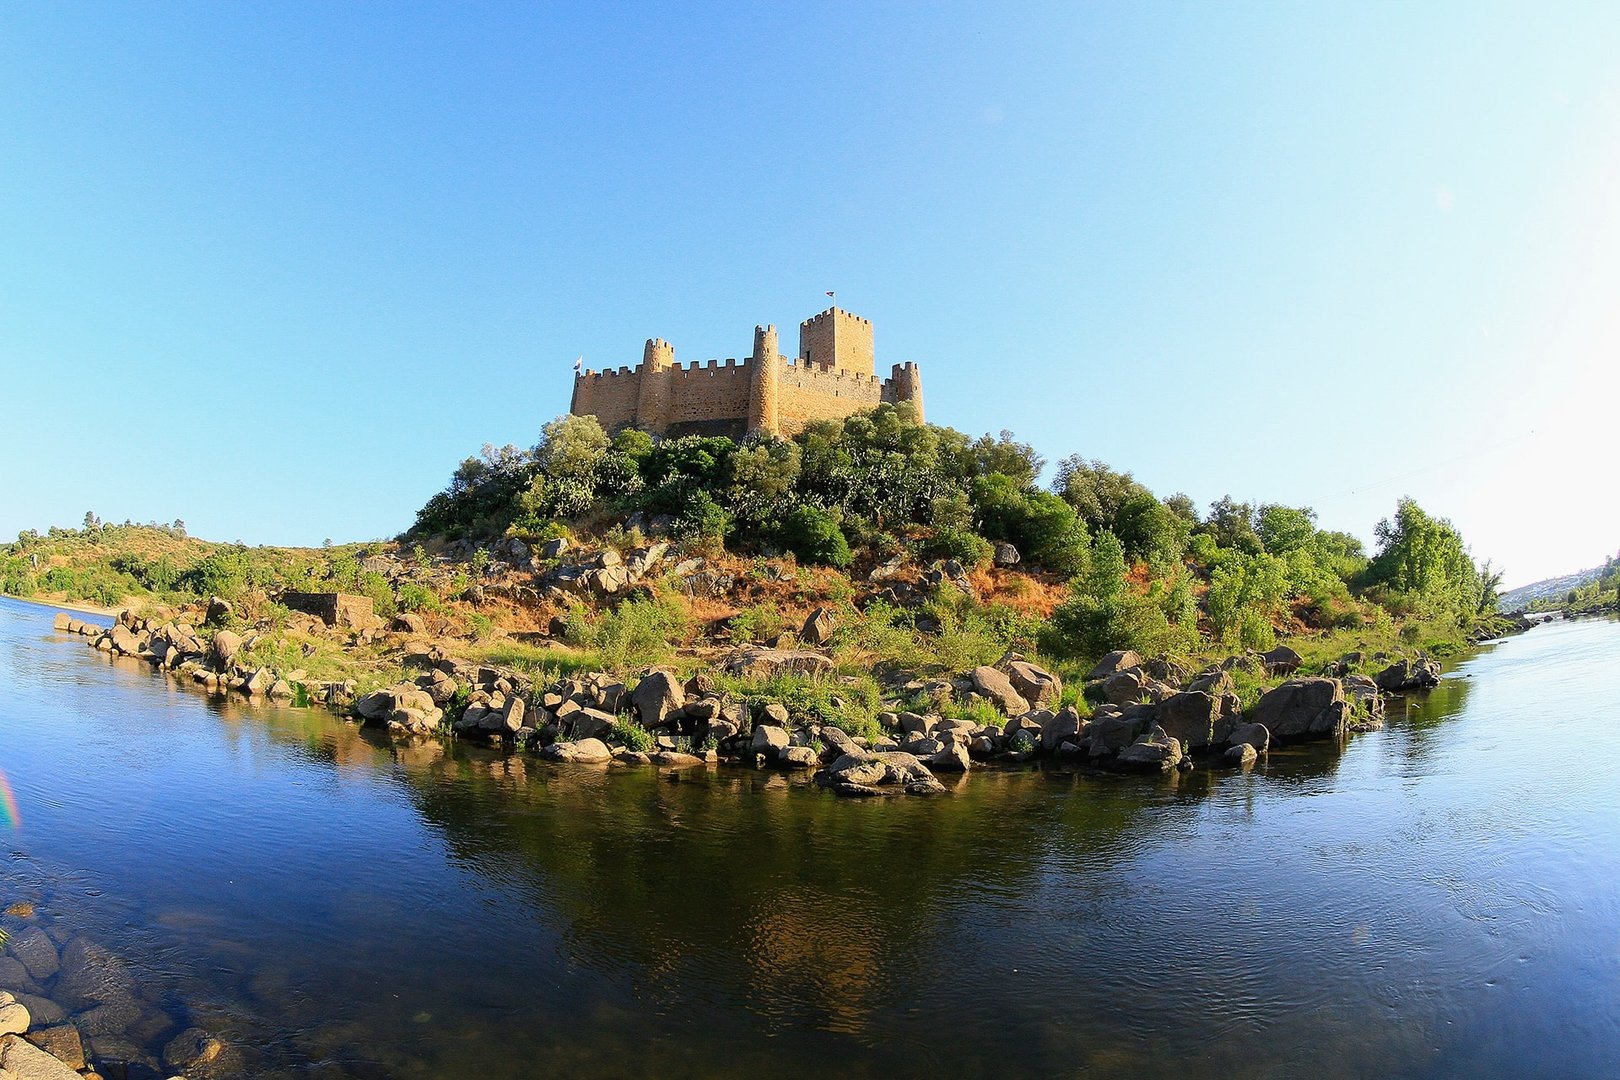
570;307;922;437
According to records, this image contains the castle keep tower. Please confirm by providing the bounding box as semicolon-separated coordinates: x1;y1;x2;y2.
798;308;874;376
570;307;923;439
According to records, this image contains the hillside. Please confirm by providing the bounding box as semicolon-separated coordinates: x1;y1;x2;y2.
1498;555;1619;612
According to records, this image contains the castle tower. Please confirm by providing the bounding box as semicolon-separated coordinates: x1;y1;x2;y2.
635;338;674;430
798;308;874;376
889;362;924;424
747;324;781;436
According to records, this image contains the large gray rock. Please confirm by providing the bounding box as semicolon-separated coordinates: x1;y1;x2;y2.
824;753;887;787
6;927;59;982
777;746;818;769
1227;722;1270;752
1099;669;1147;707
1248;678;1347;742
538;738;613;764
971;666;1029;716
1375;658;1441;692
1259;645;1303;675
1084;710;1151;756
723;648;833;679
1154;690;1240;751
631;669;685;729
1005;661;1061;709
1087;650;1144;681
1117;733;1183;773
1225;743;1258;767
800;607;836;646
751;725;790;757
1039;707;1085;753
52;938;134;1011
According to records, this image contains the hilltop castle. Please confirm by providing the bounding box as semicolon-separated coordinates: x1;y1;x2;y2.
569;308;923;439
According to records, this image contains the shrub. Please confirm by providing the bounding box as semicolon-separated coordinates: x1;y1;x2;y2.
778;506;851;568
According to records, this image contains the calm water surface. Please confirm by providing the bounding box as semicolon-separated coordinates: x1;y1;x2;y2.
2;596;1618;1078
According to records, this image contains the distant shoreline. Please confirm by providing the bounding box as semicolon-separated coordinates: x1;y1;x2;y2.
0;592;120;618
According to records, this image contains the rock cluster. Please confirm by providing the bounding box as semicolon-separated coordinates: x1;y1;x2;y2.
0;919;238;1080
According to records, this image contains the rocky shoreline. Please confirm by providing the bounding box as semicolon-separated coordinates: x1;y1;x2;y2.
0;904;237;1080
54;600;1449;800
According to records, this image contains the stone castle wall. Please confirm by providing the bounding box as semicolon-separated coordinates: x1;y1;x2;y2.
570;309;922;438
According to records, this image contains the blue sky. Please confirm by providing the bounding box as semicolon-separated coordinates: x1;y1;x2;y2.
4;2;1617;587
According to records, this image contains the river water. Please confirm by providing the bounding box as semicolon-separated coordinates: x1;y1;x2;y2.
2;596;1618;1078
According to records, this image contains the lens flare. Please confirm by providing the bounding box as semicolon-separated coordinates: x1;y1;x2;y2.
0;771;20;829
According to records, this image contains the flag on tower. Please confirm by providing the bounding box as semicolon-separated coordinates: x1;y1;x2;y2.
825;291;835;298
573;356;583;373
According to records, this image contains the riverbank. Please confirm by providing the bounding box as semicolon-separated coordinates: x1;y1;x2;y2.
50;586;1465;796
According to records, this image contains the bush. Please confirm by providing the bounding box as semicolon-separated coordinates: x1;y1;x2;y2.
778;506;851;568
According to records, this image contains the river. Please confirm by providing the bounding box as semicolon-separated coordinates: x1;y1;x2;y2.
2;596;1618;1078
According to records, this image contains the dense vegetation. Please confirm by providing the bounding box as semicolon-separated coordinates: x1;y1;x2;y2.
406;404;1505;664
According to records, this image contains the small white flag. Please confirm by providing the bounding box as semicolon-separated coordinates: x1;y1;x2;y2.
825;291;835;299
573;356;583;373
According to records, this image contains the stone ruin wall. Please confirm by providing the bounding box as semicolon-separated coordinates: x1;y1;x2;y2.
569;365;643;431
775;362;887;432
662;359;753;428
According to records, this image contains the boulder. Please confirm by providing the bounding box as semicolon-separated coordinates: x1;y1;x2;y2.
1186;669;1234;696
1248;678;1347;742
6;926;59;982
926;742;971;772
1375;658;1441;693
1342;673;1385;731
971;666;1029;716
1039;707;1085;753
539;738;612;764
648;751;706;768
631;669;685;729
1087;650;1144;681
777;746;818;769
205;596;233;623
1154;690;1239;751
50;612;70;631
0;999;26;1037
1225;743;1258;767
567;708;615;742
1099;669;1147;707
25;1024;85;1070
819;726;862;761
209;630;243;667
722;648;833;679
1;1034;84;1080
800;606;836;646
390;613;426;634
52;938;135;1012
823;753;889;787
1005;660;1061;709
1227;722;1270;753
1259;645;1303;675
751;725;790;758
993;542;1020;567
1117;733;1183;773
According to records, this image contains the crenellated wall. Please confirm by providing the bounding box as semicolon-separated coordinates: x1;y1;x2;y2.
570;308;923;437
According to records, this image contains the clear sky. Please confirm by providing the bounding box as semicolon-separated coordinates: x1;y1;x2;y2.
4;2;1617;587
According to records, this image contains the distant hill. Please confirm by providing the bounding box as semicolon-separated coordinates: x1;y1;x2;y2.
1499;560;1615;611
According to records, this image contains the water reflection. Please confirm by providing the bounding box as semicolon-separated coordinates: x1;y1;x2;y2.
3;599;1619;1079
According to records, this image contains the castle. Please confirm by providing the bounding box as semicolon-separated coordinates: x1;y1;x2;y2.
569;307;923;439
